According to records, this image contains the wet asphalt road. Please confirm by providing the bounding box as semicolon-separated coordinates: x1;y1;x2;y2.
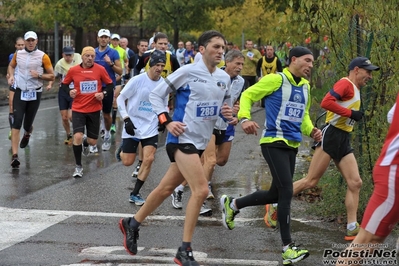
0;98;397;266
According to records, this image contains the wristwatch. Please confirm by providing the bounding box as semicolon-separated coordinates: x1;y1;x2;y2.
38;74;42;79
103;91;107;97
110;62;115;67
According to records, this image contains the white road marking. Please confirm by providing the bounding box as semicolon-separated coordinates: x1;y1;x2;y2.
0;207;71;251
1;206;318;265
77;246;278;265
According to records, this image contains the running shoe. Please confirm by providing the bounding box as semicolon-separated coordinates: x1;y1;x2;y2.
115;143;122;162
102;136;111;151
82;135;89;156
345;222;360;241
118;218;139;255
264;204;278;229
20;126;33;148
199;202;212;216
73;165;83;178
174;246;199;266
132;161;141;178
207;183;214;199
282;243;309;265
8;131;11;140
20;133;31;148
171;190;183;209
64;133;73;145
89;145;98;154
11;154;20;169
220;195;239;230
129;193;145;206
110;124;116;134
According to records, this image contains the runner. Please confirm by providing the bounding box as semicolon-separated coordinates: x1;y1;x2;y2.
7;31;55;169
60;46;113;178
119;30;232;266
48;46;82;145
116;50;168;205
220;46;321;265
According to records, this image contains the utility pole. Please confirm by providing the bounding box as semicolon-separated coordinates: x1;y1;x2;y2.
54;18;59;63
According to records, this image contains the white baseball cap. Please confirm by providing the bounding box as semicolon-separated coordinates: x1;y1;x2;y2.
98;29;110;37
24;31;38;40
111;33;120;40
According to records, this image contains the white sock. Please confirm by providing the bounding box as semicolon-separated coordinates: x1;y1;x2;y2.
272;203;278;208
176;184;185;192
104;130;110;138
100;116;105;131
347;222;357;231
229;199;238;212
283;244;290;252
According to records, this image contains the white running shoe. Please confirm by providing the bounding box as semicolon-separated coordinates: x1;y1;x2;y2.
102;136;111;151
73;165;83;178
199;202;212;216
89;145;98;154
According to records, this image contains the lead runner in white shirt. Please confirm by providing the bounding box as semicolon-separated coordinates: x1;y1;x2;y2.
150;58;232;149
118;30;233;265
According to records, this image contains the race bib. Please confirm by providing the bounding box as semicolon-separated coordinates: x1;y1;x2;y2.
281;101;305;122
195;101;219;121
21;91;37;101
247;51;254;57
80;80;97;94
346;118;356;127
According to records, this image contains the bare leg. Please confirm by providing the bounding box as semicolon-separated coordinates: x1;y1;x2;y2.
293;146;331;195
336;153;362;224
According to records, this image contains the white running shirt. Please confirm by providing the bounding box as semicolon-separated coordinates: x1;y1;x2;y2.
117;72;167;139
150;59;232;150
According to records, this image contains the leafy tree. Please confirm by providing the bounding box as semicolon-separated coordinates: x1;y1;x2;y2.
1;0;139;52
141;0;245;48
285;0;399;220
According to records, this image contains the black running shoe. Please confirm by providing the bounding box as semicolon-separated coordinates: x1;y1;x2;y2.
11;154;20;169
118;218;139;255
20;133;31;148
174;247;199;266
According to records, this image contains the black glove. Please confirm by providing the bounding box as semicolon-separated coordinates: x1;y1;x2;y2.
124;117;136;136
158;122;166;133
350;110;364;122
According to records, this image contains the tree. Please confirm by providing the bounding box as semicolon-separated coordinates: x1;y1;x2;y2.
282;0;399;220
141;0;245;48
1;0;139;52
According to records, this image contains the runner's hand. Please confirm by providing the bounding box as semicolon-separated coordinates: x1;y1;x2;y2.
350;110;364;121
124;117;136;136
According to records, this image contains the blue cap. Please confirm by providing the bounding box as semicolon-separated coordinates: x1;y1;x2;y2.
349;57;379;71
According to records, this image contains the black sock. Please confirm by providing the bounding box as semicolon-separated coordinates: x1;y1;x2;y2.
73;144;82;165
132;179;144;195
83;138;89;147
137;160;142;167
129;216;141;230
9;113;14;129
181;242;191;250
112;108;117;124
